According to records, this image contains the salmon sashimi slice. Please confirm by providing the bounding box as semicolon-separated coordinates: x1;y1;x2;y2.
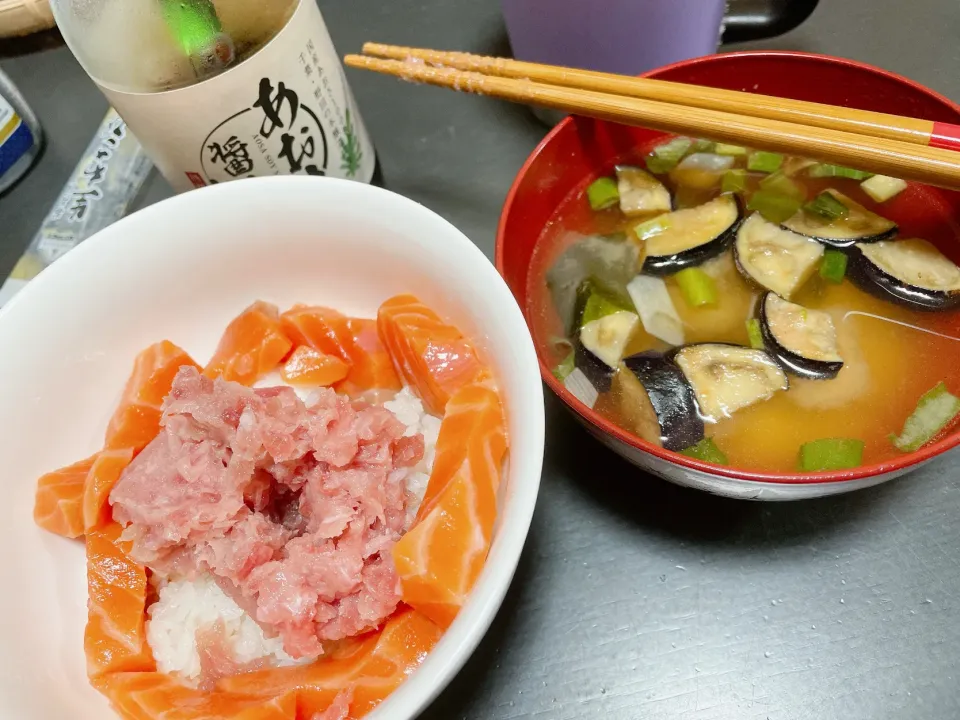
415;382;508;521
105;341;201;452
85;522;155;679
33;453;98;539
218;607;442;718
204;302;294;386
376;294;485;415
92;673;297;720
392;383;508;629
335;318;401;396
281;306;400;394
281;346;350;387
280;305;351;361
82;448;135;533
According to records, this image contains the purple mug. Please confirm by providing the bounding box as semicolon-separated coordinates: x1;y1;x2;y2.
501;0;819;112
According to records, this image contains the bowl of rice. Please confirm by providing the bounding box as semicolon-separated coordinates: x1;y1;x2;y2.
0;177;545;719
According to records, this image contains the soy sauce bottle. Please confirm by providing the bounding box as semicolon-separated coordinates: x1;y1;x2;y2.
50;0;380;192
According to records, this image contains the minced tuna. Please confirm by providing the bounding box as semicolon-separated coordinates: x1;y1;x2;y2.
110;366;427;664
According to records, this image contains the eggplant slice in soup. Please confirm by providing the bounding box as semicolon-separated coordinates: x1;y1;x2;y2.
781;189;897;247
616;165;672;217
848;238;960;310
637;194;743;275
759;292;843;379
613;353;705;451
672;343;789;422
735;213;824;298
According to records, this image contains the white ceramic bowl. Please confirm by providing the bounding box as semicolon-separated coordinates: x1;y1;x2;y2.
0;177;545;719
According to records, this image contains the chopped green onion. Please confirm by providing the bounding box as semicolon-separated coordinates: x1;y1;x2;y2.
889;382;960;452
861;175;908;203
674;267;718;308
759;171;806;201
691;139;716;153
580;289;629;327
819;249;848;284
633;216;671;241
680;437;728;465
552;350;576;382
747;151;784;173
746;318;764;349
715;143;748;156
645;137;693;174
586;177;620;210
746;190;803;224
721;169;747;194
807;163;873;180
804;191;849;220
798;438;865;471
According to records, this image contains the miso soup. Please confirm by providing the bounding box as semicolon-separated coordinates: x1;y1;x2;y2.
530;137;960;473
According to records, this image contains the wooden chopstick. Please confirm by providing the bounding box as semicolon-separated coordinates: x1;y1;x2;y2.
361;43;960;154
344;54;960;191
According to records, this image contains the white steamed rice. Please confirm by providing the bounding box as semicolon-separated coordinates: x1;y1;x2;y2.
147;574;300;681
146;385;441;683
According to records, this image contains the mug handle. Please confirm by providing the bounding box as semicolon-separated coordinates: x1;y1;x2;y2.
721;0;820;44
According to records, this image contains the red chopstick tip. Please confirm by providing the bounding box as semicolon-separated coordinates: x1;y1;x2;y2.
930;122;960;153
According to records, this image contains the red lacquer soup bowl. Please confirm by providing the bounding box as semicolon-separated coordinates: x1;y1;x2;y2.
496;51;960;500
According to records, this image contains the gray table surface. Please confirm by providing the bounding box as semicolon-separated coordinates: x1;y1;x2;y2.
3;1;960;718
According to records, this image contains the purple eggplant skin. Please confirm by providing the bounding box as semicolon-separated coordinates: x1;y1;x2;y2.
622;351;705;452
758;293;843;380
846;245;960;311
641;196;744;277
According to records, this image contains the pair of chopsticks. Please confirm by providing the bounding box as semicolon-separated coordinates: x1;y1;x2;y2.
345;44;960;191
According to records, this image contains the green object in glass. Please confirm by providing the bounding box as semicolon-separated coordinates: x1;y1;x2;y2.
160;0;223;56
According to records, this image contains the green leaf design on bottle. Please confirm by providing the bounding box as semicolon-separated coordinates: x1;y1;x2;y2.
339;108;363;178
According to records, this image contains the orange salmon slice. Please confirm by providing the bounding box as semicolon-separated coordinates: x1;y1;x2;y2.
392;382;508;628
377;294;485;415
281;306;400;395
105;341;201;452
33;454;98;539
82;448;135;533
85;523;155;679
335;318;402;396
204;302;293;386
218;607;442;718
93;673;298;720
281;346;350;387
280;305;350;360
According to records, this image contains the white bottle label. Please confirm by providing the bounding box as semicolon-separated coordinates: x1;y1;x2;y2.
98;0;374;193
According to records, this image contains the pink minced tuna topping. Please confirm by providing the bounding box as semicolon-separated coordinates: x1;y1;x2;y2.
110;366;424;660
